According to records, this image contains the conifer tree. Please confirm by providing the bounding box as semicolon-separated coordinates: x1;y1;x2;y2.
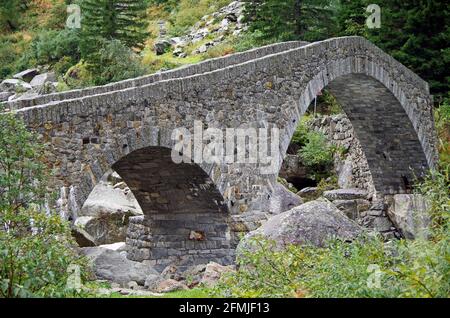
80;0;149;59
243;0;336;42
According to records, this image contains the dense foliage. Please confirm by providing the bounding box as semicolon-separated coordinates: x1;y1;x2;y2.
243;0;338;42
338;0;450;99
0;110;91;298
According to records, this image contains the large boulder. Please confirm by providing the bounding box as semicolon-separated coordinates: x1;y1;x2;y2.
29;72;56;87
240;199;363;249
268;183;303;214
75;213;132;245
387;194;430;239
80;181;142;217
155;279;188;293
13;68;39;82
81;247;159;286
71;227;96;247
0;91;13;102
77;181;142;244
0;79;32;92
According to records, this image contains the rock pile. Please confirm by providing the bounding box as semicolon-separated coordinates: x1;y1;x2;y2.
0;68;58;103
154;1;246;57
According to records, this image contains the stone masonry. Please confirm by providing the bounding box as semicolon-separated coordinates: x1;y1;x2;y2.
5;37;438;267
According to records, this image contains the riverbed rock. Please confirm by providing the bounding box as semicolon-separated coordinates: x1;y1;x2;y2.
155;279;189;293
81;247;159;286
71;227;97;247
387;194;430;239
200;262;235;287
13;68;39;82
154;40;171;55
30;72;56;87
240;199;363;250
268;183;303;214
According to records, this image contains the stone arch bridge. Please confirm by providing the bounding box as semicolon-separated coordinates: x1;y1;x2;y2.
6;36;437;268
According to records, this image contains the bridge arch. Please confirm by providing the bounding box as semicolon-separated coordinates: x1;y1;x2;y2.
12;37;438;265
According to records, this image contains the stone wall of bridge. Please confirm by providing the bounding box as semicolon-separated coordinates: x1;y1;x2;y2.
10;36;438;267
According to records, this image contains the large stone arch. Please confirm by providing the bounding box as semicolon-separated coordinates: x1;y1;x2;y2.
12;37;438;264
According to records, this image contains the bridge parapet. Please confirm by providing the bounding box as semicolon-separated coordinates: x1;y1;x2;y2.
5;41;309;110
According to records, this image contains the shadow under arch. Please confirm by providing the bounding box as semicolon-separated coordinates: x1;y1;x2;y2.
111;146;233;270
282;73;430;196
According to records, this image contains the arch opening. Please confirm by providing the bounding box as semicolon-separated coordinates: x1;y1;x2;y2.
110;146;233;271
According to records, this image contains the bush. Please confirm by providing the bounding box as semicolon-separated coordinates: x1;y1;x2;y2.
214;234;449;298
291;116;312;147
0;110;91;298
18;29;81;75
298;131;335;181
76;39;147;87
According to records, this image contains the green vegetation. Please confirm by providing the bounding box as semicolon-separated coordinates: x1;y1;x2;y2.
213;169;449;298
0;108;91;298
243;0;338;42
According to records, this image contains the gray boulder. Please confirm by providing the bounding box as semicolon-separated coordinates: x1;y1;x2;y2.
0;91;13;102
13;68;39;82
323;188;368;201
71;227;96;247
268;183;303;214
155;279;188;293
81;247;159;286
144;274;165;291
387;194;430;239
30;72;56;88
74;213;132;245
0;79;32;92
332;199;358;220
296;187;319;201
80;181;142;217
241;199;363;249
200;262;235;287
154;40;171;55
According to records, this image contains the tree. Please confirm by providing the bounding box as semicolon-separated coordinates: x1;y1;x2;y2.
0;109;88;298
243;0;337;42
0;0;24;32
337;0;449;99
80;0;149;59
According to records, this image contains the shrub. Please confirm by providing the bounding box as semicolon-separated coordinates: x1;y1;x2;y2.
298;131;335;181
17;29;81;75
0;110;91;298
214;233;449;298
77;39;147;86
291;116;312;147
